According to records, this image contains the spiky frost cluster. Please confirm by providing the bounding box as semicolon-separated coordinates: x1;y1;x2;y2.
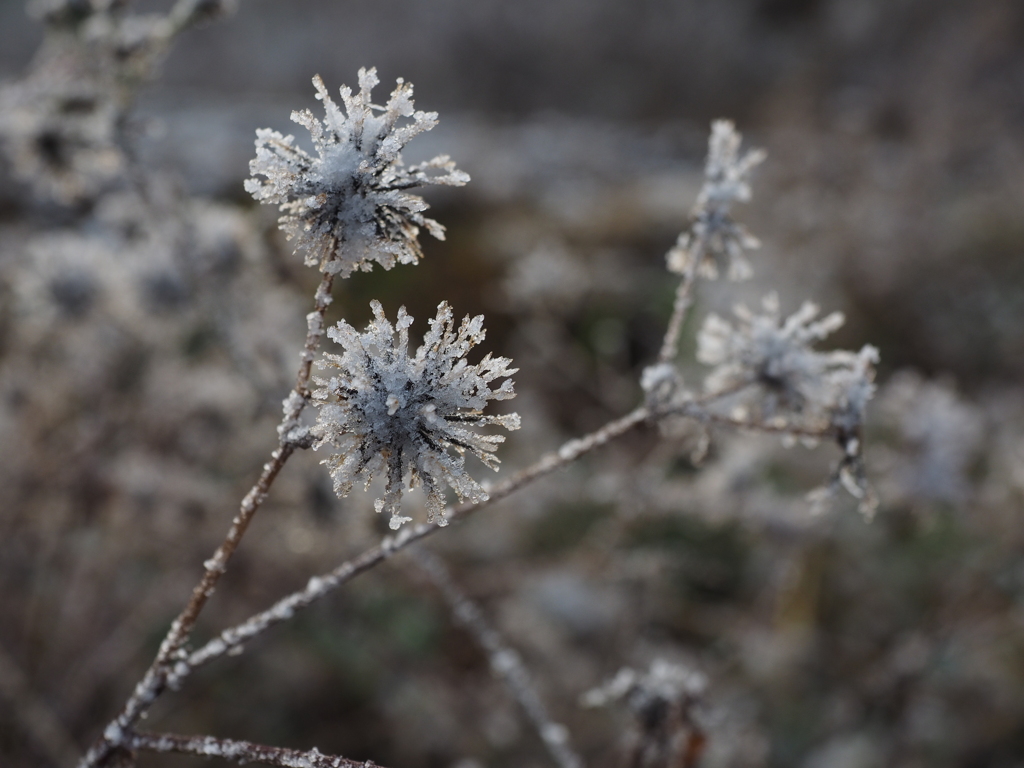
697;293;877;420
245;69;470;277
311;301;519;530
667;120;765;280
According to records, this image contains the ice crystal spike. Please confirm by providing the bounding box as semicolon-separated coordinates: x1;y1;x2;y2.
245;68;469;277
311;301;519;529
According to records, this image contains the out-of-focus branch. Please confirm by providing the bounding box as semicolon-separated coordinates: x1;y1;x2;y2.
79;271;334;768
658;255;699;364
410;547;583;768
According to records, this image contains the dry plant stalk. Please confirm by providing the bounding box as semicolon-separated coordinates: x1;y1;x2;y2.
67;67;877;768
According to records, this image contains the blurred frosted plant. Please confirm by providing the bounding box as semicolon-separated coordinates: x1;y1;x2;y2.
311;301;519;529
15;233;113;323
0;0;236;204
641;362;692;417
876;372;980;505
0;65;123;205
824;343;880;442
814;344;880;515
583;660;707;768
245;69;469;277
696;295;879;512
667;120;765;281
697;293;848;414
583;659;706;711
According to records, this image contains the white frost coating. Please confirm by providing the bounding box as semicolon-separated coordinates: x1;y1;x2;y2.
557;439;584;461
697;295;879;510
278;390;310;443
640;362;691;415
490;648;519;675
667;120;764;281
698;294;880;514
245;68;469;277
311;301;519;529
102;722;124;744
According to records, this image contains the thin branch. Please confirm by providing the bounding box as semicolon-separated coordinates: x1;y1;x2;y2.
410;547;583;768
657;240;702;363
175;406;650;679
129;731;380;768
78;271;335;768
699;410;833;439
157;272;333;664
176;386;782;684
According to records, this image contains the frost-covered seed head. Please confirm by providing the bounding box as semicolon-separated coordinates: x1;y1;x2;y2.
582;660;706;724
697;293;849;416
245;69;469;277
311;301;519;529
668;120;764;280
700;296;880;513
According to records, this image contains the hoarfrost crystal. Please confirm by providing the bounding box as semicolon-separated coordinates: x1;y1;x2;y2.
311;301;519;529
245;68;469;277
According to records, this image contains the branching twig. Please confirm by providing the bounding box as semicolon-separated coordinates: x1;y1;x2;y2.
128;731;380;768
410;547;583;768
175;405;651;678
658;255;699;364
79;271;335;768
175;385;814;684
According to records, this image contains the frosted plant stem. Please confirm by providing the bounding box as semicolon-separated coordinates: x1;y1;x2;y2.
174;405;651;679
175;387;767;683
78;271;335;768
128;731;380;768
410;547;583;768
696;409;834;439
657;244;702;363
